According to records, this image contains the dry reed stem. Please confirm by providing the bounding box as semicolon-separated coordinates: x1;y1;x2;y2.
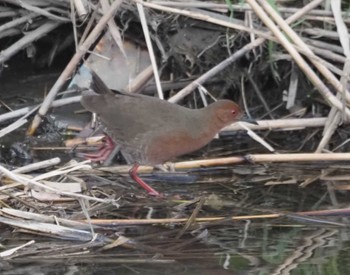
84;214;281;225
81;207;350;226
136;2;164;99
99;152;350;174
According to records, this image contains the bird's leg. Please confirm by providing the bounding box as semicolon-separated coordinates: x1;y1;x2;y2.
83;135;115;162
129;163;160;196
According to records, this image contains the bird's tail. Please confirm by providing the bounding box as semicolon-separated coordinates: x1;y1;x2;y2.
80;70;113;113
89;70;114;95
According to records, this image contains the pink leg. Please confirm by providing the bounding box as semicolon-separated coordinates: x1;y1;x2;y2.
83;136;115;162
129;163;160;196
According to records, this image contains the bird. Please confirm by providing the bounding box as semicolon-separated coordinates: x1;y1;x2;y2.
81;71;243;196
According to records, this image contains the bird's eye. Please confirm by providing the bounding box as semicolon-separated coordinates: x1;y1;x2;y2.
232;110;236;114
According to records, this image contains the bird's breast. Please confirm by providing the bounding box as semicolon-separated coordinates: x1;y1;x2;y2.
144;128;216;165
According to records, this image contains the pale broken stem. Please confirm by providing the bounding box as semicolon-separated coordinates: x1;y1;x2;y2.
238;122;275;152
99;152;350;175
246;0;350;118
286;64;298;110
27;0;124;135
12;157;61;174
136;2;164;100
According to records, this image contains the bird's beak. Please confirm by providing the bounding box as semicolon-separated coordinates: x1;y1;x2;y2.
240;115;258;125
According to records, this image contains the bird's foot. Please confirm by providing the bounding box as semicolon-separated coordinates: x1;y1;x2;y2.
80;136;115;162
